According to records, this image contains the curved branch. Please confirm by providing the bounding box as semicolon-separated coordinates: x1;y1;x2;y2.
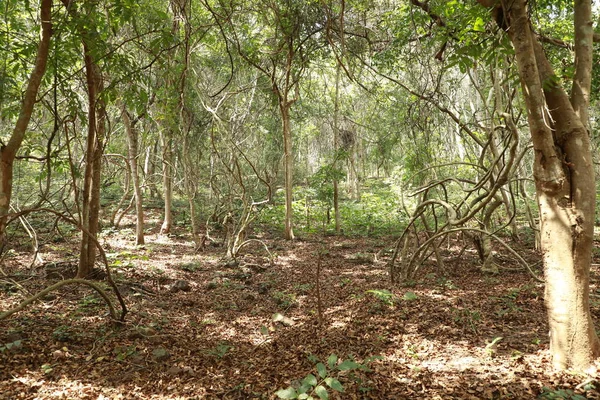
404;227;542;282
6;208;127;321
0;278;116;321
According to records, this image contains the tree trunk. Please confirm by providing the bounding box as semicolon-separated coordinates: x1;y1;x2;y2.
281;103;295;240
78;46;105;278
144;143;159;200
497;0;600;370
122;107;145;245
333;63;341;233
0;0;52;245
160;131;173;234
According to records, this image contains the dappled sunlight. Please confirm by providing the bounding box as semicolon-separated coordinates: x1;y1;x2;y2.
2;231;596;398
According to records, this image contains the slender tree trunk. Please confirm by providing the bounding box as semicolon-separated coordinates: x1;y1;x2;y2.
144;143;158;200
281;102;295;240
0;0;52;245
332;64;341;233
122;107;145;245
160;131;173;234
496;0;600;369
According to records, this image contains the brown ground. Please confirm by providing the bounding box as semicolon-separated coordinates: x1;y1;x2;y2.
1;214;600;399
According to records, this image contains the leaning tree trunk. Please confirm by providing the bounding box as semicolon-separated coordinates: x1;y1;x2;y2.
0;0;52;246
495;0;600;370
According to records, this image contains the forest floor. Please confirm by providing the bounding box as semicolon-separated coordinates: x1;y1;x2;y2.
1;211;600;399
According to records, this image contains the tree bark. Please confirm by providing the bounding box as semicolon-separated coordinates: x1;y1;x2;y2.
333;63;341;233
160;131;173;234
0;0;52;245
77;43;105;278
281;102;295;240
122;107;145;245
496;0;600;370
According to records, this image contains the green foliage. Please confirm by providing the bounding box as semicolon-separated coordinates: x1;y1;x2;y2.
402;291;418;301
366;289;396;306
0;339;23;353
52;325;72;342
275;354;381;399
79;295;101;308
538;387;588;400
452;308;481;333
205;343;233;359
272;291;298;309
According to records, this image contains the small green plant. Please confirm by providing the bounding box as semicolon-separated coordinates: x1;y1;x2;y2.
52;325;72;342
402;291;418;301
366;289;397;306
453;308;481;333
272;291;298;309
406;344;419;359
436;276;457;290
206;343;232;359
339;278;352;287
293;283;314;294
79;295;101;308
0;339;22;353
40;363;54;375
485;336;503;357
538;387;587;400
275;354;381;399
115;345;138;361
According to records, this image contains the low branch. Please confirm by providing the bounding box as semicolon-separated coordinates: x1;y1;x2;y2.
0;278;116;321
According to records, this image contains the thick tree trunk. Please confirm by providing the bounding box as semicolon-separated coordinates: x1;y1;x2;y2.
0;0;52;245
122;108;145;245
498;0;600;369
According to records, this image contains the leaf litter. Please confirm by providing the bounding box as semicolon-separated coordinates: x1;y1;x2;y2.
1;224;599;399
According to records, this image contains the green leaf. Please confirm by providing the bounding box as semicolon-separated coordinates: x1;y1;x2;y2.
276;387;298;399
314;385;329;400
324;377;344;392
316;362;327;378
303;374;318;386
473;16;485;32
298;383;311;394
337;360;360;371
307;353;319;363
326;354;338;369
298;394;309;400
403;291;418;301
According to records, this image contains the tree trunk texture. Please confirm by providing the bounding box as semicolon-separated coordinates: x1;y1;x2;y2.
0;0;52;246
122;108;145;245
333;64;341;233
281;103;295;240
78;45;105;278
144;143;159;200
499;0;600;369
160;131;173;234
